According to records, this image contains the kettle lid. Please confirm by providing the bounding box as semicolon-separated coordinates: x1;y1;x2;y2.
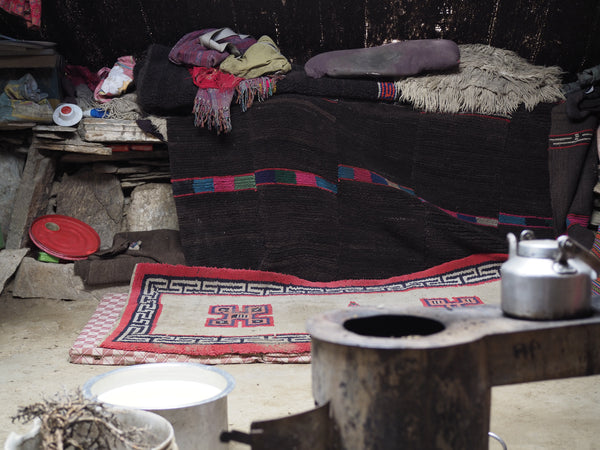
517;239;559;259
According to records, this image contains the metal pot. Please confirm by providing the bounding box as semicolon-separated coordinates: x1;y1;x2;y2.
500;230;600;320
83;363;235;450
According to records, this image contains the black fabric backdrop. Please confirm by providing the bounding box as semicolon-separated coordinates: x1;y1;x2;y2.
1;0;599;78
166;95;596;281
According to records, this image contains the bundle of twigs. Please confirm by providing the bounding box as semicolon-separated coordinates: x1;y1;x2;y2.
11;390;148;450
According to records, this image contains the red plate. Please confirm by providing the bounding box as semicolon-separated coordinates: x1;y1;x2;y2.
29;215;100;260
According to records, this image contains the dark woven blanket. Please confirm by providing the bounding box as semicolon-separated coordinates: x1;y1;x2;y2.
548;101;599;246
133;48;397;116
276;65;398;101
133;44;198;115
167;94;597;281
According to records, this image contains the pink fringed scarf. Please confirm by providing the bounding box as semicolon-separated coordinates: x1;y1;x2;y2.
190;66;277;134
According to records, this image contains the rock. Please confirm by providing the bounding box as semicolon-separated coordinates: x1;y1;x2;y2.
126;183;179;231
5;146;54;250
11;256;119;301
55;168;124;250
0;248;28;294
0;151;25;240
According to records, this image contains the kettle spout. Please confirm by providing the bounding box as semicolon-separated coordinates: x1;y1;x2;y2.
506;233;518;257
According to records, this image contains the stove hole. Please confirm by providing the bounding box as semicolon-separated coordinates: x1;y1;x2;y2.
343;315;445;338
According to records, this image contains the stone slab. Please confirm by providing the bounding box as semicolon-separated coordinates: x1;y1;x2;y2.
126;183;179;231
0;248;28;294
5;146;55;249
55;170;124;250
11;256;121;301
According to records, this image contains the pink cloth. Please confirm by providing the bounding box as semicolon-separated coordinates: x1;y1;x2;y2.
93;55;135;103
65;65;102;92
0;0;41;28
189;66;242;90
189;67;242;134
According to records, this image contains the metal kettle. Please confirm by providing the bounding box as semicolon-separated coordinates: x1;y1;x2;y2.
500;230;600;320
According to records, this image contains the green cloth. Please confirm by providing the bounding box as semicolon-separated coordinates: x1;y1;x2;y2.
38;252;60;263
220;36;291;79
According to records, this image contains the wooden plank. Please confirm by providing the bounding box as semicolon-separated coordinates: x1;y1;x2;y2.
121;171;171;181
0;53;61;68
34;132;71;140
33;124;77;132
58;149;168;164
81;118;161;143
32;135;112;155
0;121;36;130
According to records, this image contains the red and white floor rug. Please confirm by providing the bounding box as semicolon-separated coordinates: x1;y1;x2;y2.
70;253;505;365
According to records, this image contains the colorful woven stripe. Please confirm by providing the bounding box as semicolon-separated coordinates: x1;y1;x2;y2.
497;213;553;229
438;207;500;227
173;165;552;230
172;168;337;197
377;82;399;101
566;213;591;230
548;129;596;150
592;228;600;295
338;165;414;195
338;165;553;230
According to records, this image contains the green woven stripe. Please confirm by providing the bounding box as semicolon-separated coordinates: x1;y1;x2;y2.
274;170;297;184
235;175;256;190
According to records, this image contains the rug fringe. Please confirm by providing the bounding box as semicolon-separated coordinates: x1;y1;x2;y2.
395;44;566;116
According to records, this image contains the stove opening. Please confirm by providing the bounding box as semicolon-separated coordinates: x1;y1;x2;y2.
343;314;444;338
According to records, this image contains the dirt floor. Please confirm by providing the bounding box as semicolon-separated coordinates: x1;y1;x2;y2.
1;287;599;449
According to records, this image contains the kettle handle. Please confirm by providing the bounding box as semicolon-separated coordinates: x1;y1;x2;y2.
506;230;535;257
557;235;600;276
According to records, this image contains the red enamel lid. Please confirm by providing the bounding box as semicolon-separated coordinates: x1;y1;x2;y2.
29;214;100;260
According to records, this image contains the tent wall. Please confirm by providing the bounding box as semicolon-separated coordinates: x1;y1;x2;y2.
1;0;599;77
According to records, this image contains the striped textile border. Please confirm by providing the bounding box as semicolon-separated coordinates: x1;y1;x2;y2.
338;165;553;230
171;165;554;230
172;168;338;197
377;82;400;101
567;213;592;230
591;228;600;295
548;129;596;150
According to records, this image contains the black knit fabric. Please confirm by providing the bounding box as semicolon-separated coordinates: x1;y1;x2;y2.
276;65;385;101
548;101;599;246
167;94;593;281
133;44;197;116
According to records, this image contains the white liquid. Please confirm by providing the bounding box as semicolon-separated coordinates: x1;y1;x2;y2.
97;380;222;409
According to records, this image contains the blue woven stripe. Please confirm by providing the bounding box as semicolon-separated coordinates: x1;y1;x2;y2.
316;177;337;193
338;165;354;179
499;213;552;228
193;178;215;193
